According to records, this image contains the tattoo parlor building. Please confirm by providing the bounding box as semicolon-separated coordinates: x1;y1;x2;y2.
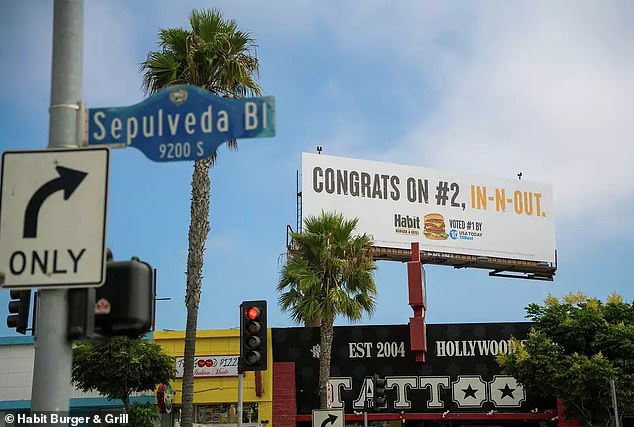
271;322;560;427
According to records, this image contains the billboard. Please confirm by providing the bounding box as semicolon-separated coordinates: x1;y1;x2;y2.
302;153;556;264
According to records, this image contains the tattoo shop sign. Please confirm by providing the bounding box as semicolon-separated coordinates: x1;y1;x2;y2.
175;355;239;378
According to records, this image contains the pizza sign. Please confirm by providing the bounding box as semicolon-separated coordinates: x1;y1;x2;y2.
175;355;239;377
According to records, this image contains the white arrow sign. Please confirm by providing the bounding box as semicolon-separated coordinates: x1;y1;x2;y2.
312;409;344;427
0;148;109;289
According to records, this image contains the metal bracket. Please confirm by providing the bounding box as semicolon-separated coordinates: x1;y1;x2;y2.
48;101;87;147
49;103;80;111
78;101;88;146
488;270;554;281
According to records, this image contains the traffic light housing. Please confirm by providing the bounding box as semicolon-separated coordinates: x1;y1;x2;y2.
240;300;267;371
7;290;31;334
374;374;387;408
94;257;154;337
68;256;154;341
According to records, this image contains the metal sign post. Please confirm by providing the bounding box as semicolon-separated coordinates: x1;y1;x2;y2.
31;0;84;413
237;369;244;427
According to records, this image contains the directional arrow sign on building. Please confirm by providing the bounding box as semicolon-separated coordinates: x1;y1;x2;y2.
0;148;109;289
312;409;344;427
86;84;275;162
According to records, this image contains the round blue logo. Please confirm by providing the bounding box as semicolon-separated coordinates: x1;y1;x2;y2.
449;229;458;240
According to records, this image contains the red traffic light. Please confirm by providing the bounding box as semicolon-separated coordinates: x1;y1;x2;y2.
240;300;267;372
245;306;260;320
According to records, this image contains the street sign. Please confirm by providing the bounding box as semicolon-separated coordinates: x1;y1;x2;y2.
312;409;344;427
86;84;275;162
0;148;109;289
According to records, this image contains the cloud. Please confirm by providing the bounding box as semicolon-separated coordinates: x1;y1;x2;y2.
382;1;634;235
83;2;149;105
0;2;147;112
0;3;53;110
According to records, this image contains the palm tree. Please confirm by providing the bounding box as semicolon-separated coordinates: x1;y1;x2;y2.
141;9;260;427
277;211;378;408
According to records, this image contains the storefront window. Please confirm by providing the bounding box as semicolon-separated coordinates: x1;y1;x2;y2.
194;403;259;426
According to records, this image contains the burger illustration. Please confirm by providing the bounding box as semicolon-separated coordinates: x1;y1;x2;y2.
423;213;447;240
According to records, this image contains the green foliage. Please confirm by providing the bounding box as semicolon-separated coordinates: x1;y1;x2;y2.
498;293;634;427
141;9;261;98
277;211;377;325
278;211;377;408
72;336;175;410
129;402;160;427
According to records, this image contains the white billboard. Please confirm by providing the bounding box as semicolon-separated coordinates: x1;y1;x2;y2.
302;153;556;264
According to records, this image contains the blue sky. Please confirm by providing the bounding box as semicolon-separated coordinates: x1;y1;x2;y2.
1;1;632;336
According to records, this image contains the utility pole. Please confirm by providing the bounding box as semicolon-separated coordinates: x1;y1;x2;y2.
31;0;83;413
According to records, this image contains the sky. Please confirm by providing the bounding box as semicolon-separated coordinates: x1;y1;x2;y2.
0;0;632;336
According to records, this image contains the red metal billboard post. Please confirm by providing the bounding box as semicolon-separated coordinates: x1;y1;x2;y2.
407;242;427;362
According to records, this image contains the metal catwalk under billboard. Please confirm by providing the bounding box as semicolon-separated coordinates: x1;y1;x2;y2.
272;323;555;414
301;153;556;264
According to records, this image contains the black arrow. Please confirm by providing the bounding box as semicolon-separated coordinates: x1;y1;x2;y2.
320;414;338;427
23;165;88;238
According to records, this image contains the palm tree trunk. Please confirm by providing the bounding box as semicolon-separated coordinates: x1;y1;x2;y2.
305;318;321;327
181;158;212;427
318;314;335;409
182;303;199;427
123;394;130;414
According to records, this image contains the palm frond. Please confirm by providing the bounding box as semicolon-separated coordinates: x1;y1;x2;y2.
277;212;377;325
158;27;189;57
140;51;182;95
141;8;261;100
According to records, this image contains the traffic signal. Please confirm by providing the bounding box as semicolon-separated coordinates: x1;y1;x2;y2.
373;374;387;408
68;256;154;341
7;290;31;335
240;300;267;371
94;257;154;337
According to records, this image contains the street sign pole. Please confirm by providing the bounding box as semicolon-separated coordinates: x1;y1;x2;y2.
237;371;243;427
31;0;83;413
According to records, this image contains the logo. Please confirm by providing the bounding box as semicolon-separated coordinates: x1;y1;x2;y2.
423;213;448;240
394;213;421;236
170;88;188;105
197;358;215;368
157;383;174;413
94;298;111;315
447;219;484;241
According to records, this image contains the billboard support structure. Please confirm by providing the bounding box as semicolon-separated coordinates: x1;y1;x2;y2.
371;245;556;281
287;232;556;282
407;242;427;362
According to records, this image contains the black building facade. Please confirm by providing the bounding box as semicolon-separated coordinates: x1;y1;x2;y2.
273;322;556;425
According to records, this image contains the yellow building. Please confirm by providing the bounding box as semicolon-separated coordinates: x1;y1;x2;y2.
153;329;273;426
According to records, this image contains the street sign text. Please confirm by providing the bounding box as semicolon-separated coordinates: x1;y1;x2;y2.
87;84;275;162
